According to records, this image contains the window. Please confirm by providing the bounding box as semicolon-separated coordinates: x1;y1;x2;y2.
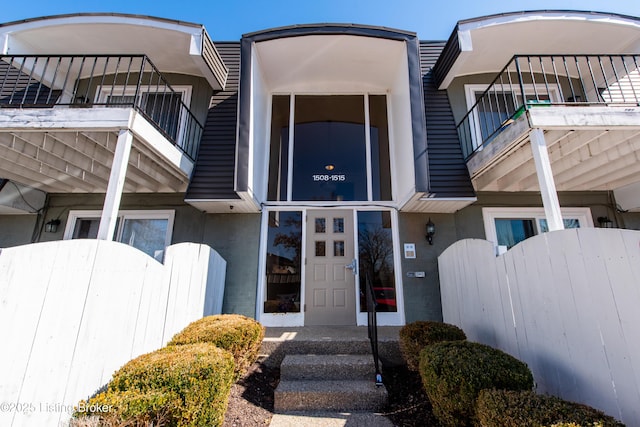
483;207;593;253
267;94;392;202
357;210;396;312
97;85;191;145
464;84;561;149
264;211;302;313
64;210;175;260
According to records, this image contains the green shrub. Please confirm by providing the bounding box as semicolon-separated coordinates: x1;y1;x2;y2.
419;341;534;427
476;389;625;427
399;321;466;370
75;343;235;427
168;314;265;378
75;389;181;427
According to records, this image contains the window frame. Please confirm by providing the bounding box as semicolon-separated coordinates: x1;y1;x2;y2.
256;206;405;327
96;85;192;146
482;207;594;254
63;209;175;259
464;83;562;150
268;92;393;203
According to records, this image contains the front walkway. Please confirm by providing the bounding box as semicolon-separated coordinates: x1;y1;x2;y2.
262;326;402;427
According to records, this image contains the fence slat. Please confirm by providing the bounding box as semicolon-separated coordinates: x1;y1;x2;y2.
439;229;640;427
0;239;226;427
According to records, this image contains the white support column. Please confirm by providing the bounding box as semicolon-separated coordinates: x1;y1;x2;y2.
97;130;133;240
530;128;564;231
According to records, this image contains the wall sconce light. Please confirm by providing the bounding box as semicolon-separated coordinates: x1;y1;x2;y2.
597;216;613;228
44;219;61;233
425;218;435;245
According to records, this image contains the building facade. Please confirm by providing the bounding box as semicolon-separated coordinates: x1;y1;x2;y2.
1;11;640;327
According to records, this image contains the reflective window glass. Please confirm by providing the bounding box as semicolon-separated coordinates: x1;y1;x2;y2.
121;218;168;259
292;96;366;201
369;95;392;200
495;219;536;249
264;211;302;313
357;211;396;312
267;95;290;201
316;241;326;257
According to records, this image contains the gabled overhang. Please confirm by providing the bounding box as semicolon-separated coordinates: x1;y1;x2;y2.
433;10;640;89
232;24;428;211
0;13;228;90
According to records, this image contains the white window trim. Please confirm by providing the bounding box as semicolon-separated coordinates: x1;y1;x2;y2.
464;83;562;151
273;92;394;204
96;85;192;146
482;207;593;254
63;209;175;256
256;206;405;327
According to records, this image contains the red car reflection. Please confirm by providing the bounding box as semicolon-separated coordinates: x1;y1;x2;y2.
373;287;397;311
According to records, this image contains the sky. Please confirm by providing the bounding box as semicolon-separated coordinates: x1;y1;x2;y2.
2;0;640;41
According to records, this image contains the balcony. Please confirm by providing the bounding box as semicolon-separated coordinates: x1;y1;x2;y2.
1;55;203;159
457;54;640;201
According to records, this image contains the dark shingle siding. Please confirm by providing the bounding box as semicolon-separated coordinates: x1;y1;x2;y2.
187;39;474;201
186;42;241;200
421;41;475;198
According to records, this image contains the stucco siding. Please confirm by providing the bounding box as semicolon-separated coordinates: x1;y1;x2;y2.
0;215;37;247
201;213;261;317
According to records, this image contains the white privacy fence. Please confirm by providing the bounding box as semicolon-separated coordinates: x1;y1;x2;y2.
0;240;226;427
438;228;640;426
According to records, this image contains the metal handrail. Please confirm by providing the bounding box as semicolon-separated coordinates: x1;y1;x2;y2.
0;55;204;160
365;272;383;386
457;54;640;159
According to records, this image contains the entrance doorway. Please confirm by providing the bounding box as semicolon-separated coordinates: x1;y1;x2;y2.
304;210;356;325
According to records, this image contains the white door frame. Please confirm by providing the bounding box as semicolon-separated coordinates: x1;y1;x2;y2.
256;206;405;327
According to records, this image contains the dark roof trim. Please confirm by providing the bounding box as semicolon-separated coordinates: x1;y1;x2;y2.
432;25;461;90
242;23;416;41
236;24;428;194
0;12;204;29
432;9;640;88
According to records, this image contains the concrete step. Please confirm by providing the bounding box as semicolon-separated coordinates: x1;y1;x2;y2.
260;326;403;367
274;379;388;412
280;354;374;381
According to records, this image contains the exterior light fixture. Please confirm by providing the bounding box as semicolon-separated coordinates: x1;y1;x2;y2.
325;164;335;171
425;218;435;245
45;219;61;233
597;216;613;228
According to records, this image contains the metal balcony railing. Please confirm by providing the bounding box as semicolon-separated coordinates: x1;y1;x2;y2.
457;54;640;159
0;55;204;160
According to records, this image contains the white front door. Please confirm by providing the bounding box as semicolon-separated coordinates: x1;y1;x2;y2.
304;210;356;325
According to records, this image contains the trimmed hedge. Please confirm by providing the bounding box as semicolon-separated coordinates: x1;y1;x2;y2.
419;341;534;427
75;389;182;426
399;321;466;370
168;314;265;378
75;343;235;427
476;389;625;427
